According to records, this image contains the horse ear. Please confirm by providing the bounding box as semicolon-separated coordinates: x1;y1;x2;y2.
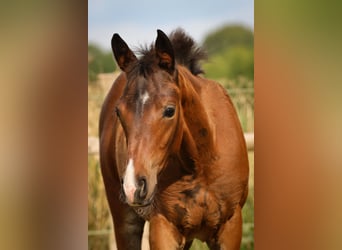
155;29;175;73
111;33;137;72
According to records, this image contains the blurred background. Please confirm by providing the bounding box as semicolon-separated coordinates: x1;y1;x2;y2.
88;1;254;249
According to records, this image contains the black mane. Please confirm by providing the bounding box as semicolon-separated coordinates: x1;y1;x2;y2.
169;28;207;75
135;28;207;76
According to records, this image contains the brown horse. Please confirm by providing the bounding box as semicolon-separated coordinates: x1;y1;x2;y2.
99;29;249;249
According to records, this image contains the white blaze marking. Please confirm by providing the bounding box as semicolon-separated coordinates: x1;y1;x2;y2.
123;159;136;203
140;91;150;106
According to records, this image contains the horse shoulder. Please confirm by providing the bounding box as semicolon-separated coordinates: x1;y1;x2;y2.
199;79;249;198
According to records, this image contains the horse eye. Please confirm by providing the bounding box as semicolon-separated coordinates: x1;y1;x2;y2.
163;106;175;118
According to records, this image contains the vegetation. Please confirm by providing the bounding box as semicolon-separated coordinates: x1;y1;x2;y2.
88;155;112;250
203;24;254;81
203;25;253;56
88;44;116;82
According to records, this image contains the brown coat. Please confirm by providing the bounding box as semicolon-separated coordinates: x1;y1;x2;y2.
99;29;249;249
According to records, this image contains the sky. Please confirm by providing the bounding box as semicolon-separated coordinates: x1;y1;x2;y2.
88;0;254;51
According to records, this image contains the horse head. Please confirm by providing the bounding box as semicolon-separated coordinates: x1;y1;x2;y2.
112;30;184;206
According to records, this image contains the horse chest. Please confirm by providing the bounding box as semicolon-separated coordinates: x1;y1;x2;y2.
158;181;226;239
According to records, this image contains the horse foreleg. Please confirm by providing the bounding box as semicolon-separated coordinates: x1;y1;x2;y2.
210;205;243;250
149;214;185;250
111;204;145;250
102;180;144;250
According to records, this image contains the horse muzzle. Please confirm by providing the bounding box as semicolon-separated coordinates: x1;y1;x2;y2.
123;176;155;206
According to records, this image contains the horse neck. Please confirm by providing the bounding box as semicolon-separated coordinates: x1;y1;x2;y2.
177;67;216;169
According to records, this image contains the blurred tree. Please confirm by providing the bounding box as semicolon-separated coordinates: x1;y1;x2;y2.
204;46;254;81
203;25;253;56
88;44;116;82
202;24;254;82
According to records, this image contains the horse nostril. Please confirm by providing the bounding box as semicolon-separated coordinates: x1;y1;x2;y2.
136;176;147;200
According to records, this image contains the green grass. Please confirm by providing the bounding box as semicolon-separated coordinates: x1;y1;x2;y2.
190;240;210;249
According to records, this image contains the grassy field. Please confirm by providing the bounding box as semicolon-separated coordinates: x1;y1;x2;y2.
88;73;254;249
